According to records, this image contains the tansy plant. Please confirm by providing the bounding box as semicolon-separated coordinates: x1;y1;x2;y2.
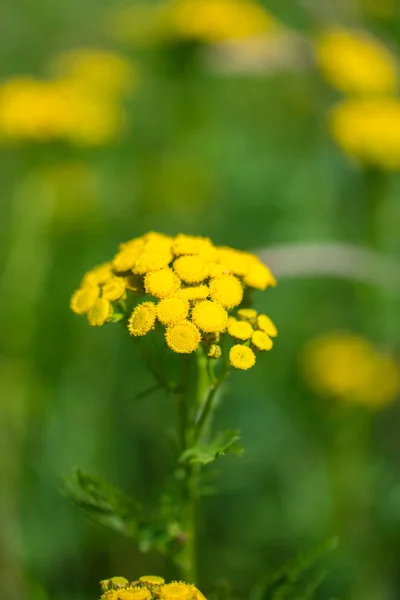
98;575;206;600
67;232;278;590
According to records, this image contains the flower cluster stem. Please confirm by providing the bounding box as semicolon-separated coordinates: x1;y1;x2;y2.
177;353;230;584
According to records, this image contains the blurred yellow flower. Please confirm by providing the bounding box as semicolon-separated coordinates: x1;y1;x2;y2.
70;284;99;315
52;48;136;97
110;0;279;46
102;277;126;301
0;48;135;145
166;0;279;43
0;77;69;141
87;298;112;327
315;28;398;96
301;331;400;409
330;97;400;170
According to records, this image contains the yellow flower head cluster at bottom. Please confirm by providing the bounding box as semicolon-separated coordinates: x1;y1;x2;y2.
301;331;400;409
99;575;206;600
70;232;278;371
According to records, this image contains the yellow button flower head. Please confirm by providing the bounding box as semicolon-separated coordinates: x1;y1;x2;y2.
117;588;152;600
173;255;209;284
128;302;157;336
243;257;276;290
144;268;181;298
229;344;256;370
165;321;201;354
70;284;99;315
82;263;113;286
237;308;257;322
113;241;145;272
329;97;400;170
178;285;209;302
133;249;173;274
157;297;189;325
159;582;197;600
101;591;119;600
87;298;111;326
191;300;228;333
216;247;248;276
209;274;243;308
227;318;253;341
208;262;230;277
257;314;278;337
172;234;216;259
251;330;273;351
102;276;126;301
138;575;165;586
315;28;398;95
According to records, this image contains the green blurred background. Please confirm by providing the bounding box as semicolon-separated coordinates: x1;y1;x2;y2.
2;0;400;599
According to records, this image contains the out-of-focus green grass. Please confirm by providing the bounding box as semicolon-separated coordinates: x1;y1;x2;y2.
1;2;400;600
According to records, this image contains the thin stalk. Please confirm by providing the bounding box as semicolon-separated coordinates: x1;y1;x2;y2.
195;362;229;444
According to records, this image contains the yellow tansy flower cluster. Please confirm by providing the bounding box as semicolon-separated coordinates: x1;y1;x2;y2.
301;331;400;409
99;575;206;600
70;232;278;370
0;48;135;145
315;27;400;170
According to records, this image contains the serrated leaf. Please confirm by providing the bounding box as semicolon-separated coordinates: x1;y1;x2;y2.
62;468;140;537
180;430;243;465
256;537;338;600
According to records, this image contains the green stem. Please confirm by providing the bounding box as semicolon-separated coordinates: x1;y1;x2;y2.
195;362;229;444
183;461;199;584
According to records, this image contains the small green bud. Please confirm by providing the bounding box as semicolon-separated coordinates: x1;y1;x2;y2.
208;344;222;359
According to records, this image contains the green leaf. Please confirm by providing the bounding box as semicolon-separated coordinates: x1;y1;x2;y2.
180;430;243;465
62;468;140;537
255;537;338;600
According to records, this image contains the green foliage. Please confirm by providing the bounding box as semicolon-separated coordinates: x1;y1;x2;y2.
62;469;140;537
255;537;339;600
63;469;185;557
179;430;244;465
